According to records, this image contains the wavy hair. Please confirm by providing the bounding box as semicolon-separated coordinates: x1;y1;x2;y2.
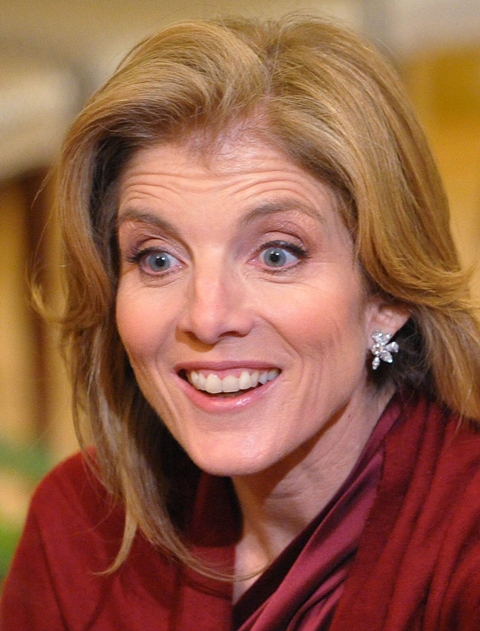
53;15;480;570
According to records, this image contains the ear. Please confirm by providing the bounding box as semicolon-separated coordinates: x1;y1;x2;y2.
366;297;410;340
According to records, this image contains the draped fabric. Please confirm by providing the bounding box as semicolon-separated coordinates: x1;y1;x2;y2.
330;397;480;630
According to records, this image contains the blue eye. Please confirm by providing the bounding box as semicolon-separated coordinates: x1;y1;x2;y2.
260;244;304;268
141;250;180;274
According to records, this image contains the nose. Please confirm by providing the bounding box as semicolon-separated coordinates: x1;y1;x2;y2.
177;261;254;345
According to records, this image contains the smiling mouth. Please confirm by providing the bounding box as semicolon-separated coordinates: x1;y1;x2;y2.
181;368;280;396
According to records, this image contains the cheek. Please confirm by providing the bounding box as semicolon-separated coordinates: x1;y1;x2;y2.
267;282;369;352
115;286;167;360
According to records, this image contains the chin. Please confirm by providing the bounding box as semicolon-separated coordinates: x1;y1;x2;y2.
186;444;274;478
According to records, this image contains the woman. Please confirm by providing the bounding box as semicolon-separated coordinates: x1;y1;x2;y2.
2;15;480;630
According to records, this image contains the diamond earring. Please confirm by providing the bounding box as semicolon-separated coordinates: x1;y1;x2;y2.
370;330;399;370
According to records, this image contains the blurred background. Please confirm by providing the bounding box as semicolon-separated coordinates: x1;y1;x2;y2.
0;0;479;579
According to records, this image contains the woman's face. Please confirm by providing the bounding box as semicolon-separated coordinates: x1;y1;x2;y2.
116;138;403;479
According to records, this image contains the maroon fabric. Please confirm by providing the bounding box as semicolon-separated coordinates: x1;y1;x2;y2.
0;458;233;630
2;395;480;630
330;397;480;630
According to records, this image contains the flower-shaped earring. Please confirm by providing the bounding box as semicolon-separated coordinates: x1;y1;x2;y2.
370;330;399;370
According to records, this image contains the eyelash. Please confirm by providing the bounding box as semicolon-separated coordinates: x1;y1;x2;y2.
127;246;181;274
125;239;309;276
257;240;309;271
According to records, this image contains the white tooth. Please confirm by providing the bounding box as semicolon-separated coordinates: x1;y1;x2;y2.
250;370;259;387
205;373;222;393
196;372;207;391
267;369;279;382
189;371;199;388
239;370;252;390
258;371;268;385
188;368;278;393
222;375;240;393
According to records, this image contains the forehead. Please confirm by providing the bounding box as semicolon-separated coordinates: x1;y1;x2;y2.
118;136;338;209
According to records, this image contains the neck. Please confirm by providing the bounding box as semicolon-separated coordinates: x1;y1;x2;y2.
231;387;393;598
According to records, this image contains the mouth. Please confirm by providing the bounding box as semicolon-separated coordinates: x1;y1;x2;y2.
179;368;280;397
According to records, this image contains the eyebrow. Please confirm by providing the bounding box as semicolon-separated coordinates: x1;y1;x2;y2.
116;209;181;237
116;198;325;234
238;199;325;228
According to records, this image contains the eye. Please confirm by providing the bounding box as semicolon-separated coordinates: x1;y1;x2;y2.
259;241;307;269
136;249;182;274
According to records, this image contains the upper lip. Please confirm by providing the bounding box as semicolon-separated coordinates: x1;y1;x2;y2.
175;360;280;373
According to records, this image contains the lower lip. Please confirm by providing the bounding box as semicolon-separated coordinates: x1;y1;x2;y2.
175;373;278;413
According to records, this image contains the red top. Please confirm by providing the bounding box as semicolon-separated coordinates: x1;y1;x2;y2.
2;395;480;630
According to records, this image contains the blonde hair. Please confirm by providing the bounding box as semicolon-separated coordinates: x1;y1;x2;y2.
54;15;480;570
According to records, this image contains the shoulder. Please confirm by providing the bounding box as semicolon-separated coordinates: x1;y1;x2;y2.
332;397;480;628
388;395;480;478
33;450;101;500
399;399;480;625
381;396;480;522
31;450;110;508
2;457;186;628
28;450;126;548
